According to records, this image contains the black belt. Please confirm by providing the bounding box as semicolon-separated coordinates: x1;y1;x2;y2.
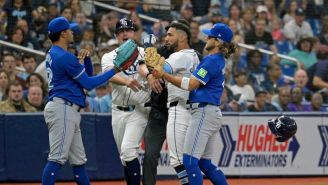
168;101;179;107
116;105;136;112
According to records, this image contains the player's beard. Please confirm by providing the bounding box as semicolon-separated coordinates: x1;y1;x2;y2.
205;42;215;52
167;40;178;52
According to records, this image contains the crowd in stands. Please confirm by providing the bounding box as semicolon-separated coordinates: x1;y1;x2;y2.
0;0;328;113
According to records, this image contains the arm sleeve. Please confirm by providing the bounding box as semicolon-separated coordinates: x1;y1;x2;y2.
74;68;116;91
83;57;93;76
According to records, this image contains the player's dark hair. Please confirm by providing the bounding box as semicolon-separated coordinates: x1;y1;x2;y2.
219;42;237;59
48;32;62;42
166;19;191;44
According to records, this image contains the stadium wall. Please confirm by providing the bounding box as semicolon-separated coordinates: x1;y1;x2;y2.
0;112;327;182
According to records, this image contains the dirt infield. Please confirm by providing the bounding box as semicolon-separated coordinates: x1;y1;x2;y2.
1;177;328;185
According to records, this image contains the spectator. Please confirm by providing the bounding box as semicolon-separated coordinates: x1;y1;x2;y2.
94;12;117;46
306;44;328;92
245;18;278;54
4;27;36;57
30;5;48;46
230;70;255;104
220;86;234;112
190;20;205;54
240;7;255;34
24;72;48;101
264;0;279;22
255;5;271;30
282;0;298;24
66;0;82;17
245;50;266;90
1;53;26;89
128;11;147;45
0;69;9;101
47;3;59;20
27;85;45;111
3;0;32;35
0;80;36;112
271;18;284;41
272;86;291;111
16;19;41;50
318;24;328;46
287;86;312;111
22;54;37;76
228;3;241;30
75;11;92;33
283;7;313;44
281;37;317;73
60;6;73;22
80;41;99;65
292;69;311;100
311;92;326;111
260;62;292;95
248;89;278;112
177;3;194;22
98;83;112;113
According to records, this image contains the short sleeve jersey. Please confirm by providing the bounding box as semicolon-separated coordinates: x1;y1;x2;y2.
165;49;199;102
46;45;86;107
189;53;225;106
101;46;150;106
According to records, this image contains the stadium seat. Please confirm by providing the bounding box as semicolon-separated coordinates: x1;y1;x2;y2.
275;40;294;55
307;18;321;36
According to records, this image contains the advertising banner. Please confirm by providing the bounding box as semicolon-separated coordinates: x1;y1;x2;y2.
153;113;328;176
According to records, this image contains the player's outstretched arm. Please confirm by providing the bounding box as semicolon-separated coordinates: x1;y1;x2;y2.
75;68;120;91
78;49;93;76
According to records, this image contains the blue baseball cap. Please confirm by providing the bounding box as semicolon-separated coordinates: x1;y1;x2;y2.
202;23;233;43
48;17;78;34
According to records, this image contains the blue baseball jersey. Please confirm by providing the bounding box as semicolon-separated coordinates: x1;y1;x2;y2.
189;53;225;106
46;45;86;107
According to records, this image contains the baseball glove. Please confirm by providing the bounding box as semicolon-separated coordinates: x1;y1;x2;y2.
145;47;165;78
114;39;139;71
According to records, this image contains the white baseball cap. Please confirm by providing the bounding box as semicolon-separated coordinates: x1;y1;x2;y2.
256;5;268;13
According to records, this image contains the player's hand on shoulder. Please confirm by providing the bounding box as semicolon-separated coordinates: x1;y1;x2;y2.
147;74;163;93
126;78;142;92
77;49;90;63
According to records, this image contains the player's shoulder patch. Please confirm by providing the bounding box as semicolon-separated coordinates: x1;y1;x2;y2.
197;68;208;78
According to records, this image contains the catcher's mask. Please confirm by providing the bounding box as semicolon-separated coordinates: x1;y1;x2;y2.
115;18;136;34
268;116;297;142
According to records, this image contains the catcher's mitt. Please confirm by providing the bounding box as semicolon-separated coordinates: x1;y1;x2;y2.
114;39;139;71
145;47;165;78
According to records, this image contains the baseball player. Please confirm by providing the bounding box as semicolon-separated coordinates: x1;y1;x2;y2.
148;20;200;185
149;23;236;185
101;18;151;185
42;17;133;185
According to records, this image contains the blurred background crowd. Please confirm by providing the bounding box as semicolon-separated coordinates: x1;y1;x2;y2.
0;0;328;113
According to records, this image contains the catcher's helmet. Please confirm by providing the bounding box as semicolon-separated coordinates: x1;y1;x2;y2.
268;116;297;142
115;18;136;33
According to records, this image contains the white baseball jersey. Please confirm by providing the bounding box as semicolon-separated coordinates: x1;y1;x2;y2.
102;47;150;106
166;49;200;103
